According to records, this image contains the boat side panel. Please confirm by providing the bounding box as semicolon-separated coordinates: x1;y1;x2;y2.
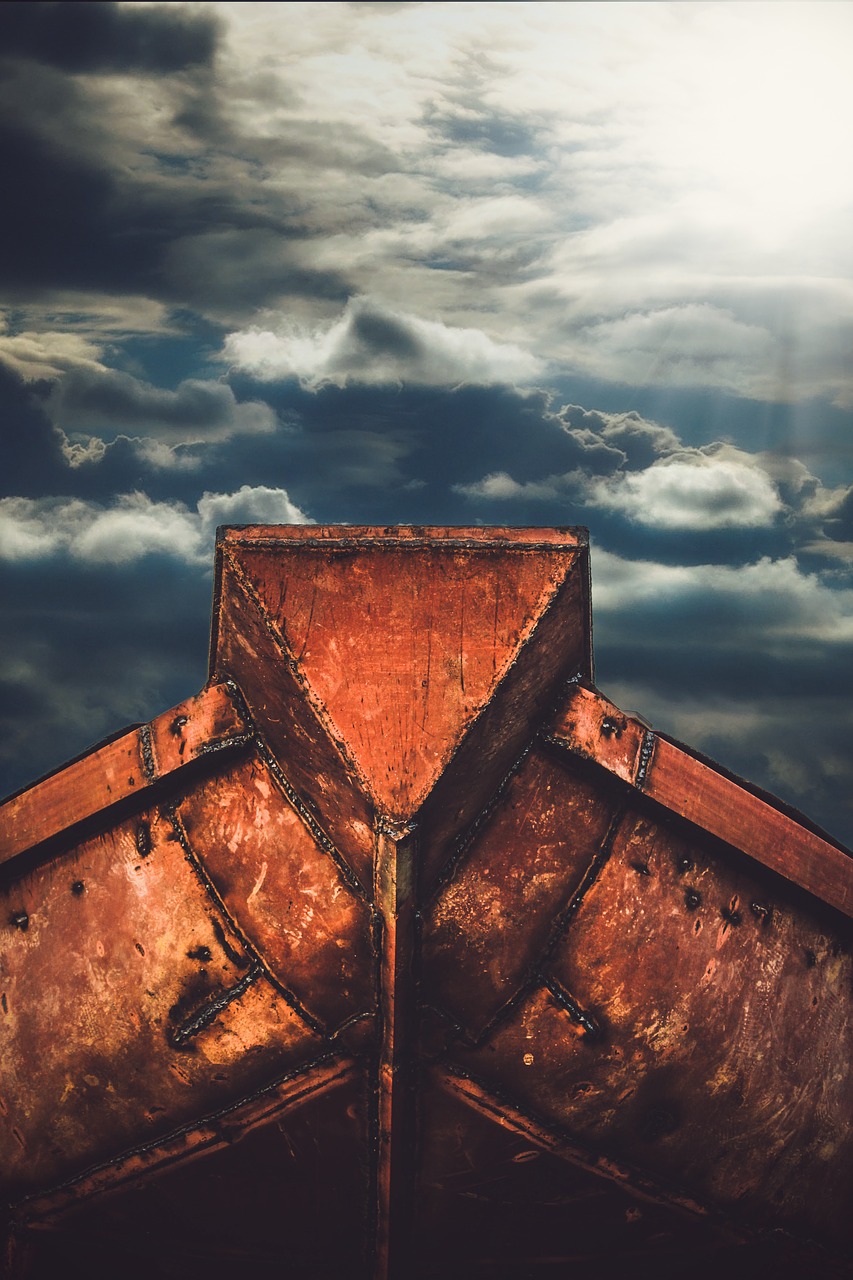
176;753;375;1033
213;549;377;890
0;805;324;1201
549;683;853;920
228;543;583;819
422;747;621;1036
0;683;249;868
451;802;853;1247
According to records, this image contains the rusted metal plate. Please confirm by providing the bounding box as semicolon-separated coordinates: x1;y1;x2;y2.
17;1065;372;1280
212;546;378;891
1;525;852;1278
423;747;621;1035
0;682;249;867
210;526;591;889
17;1056;359;1227
449;802;853;1248
176;753;374;1033
219;534;585;816
549;682;853;919
0;804;324;1201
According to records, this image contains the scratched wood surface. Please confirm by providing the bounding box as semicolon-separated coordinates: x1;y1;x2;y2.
1;525;851;1279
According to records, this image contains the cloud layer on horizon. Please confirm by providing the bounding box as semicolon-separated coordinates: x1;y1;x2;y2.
1;1;853;848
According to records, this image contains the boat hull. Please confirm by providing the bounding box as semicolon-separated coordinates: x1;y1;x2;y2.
1;526;851;1277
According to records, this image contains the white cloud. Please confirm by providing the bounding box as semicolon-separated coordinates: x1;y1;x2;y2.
0;488;311;567
121;437;203;471
7;2;853;402
591;548;853;647
197;485;311;538
565;304;774;396
455;409;786;532
589;453;783;531
222;296;542;388
0;330;107;381
454;471;562;502
204;1;853;402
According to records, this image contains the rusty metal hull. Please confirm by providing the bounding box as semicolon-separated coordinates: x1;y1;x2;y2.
1;525;851;1278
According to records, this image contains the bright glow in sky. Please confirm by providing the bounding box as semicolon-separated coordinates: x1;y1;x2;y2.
653;4;853;245
2;0;853;844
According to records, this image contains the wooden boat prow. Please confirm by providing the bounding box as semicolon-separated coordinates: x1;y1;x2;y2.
1;525;851;1278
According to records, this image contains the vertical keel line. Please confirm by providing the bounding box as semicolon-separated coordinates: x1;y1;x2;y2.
373;823;417;1280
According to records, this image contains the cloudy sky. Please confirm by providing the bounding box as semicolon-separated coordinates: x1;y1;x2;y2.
2;0;853;847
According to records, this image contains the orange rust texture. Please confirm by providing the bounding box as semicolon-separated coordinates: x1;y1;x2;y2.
210;532;590;893
1;526;852;1278
176;753;374;1033
416;557;592;885
212;546;378;890
549;683;647;785
0;682;247;866
222;542;579;817
550;682;853;919
0;803;323;1201
423;748;621;1035
448;803;853;1248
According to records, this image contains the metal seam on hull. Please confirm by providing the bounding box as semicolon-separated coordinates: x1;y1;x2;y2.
169;963;263;1047
223;676;371;902
372;825;417;1280
166;805;328;1037
635;728;656;789
12;1054;357;1221
424;744;532;910
415;553;590;816
544;799;630;944
431;1064;732;1227
538;972;601;1040
428;799;631;1052
220;549;371;796
193;732;254;757
137;723;156;783
256;735;370;903
223;538;588;552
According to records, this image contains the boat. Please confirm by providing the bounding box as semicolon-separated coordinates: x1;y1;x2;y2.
1;524;851;1278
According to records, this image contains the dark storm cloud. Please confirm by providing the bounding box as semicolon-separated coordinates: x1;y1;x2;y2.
205;379;623;520
161;230;352;312
0;363;73;495
0;34;350;312
6;368;817;566
0;97;349;308
49;366;276;442
0;554;212;799
0;2;219;76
